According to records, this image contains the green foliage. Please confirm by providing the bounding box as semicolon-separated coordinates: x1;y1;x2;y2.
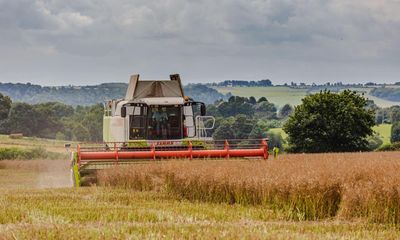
0;97;103;142
279;104;293;118
390;106;400;123
0;147;64;160
248;124;267;139
284;90;375;153
0;82;127;106
254;101;277;119
232;115;256;139
0;82;227;106
4;102;37;136
71;123;91;142
257;97;268;103
205;105;221;118
377;142;400;151
213;120;236;140
390;121;400;143
257;119;282;129
0;93;12;121
34;102;67;139
217;96;255;117
213;115;258;140
367;133;383;150
79;104;103;142
248;96;257;104
211;96;278;121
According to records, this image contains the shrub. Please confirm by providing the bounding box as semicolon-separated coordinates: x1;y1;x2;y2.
377;142;400;151
0;147;66;160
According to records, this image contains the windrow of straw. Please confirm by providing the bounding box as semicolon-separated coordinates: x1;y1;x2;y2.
97;152;400;224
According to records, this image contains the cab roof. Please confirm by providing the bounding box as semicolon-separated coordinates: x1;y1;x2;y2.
125;74;185;100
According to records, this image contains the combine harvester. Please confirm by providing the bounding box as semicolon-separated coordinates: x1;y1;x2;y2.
71;74;268;186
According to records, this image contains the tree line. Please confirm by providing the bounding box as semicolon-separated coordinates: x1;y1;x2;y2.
0;93;103;142
0;90;386;153
208;96;293;149
0;82;229;106
0;92;291;147
209;79;273;87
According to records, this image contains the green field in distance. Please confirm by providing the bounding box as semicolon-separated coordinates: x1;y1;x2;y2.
214;86;399;108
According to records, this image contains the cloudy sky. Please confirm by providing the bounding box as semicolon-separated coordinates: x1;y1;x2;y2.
0;0;399;85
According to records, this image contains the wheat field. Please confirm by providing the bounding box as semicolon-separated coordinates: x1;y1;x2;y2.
2;153;400;239
99;152;400;224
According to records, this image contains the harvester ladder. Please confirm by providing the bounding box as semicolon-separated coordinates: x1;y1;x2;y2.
195;116;215;139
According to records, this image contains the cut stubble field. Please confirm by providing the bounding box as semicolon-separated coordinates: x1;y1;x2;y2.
1;151;400;239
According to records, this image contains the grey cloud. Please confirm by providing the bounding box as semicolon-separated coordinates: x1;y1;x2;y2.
0;0;399;85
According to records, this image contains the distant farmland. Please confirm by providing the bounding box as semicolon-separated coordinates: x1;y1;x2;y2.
214;86;400;108
215;86;307;107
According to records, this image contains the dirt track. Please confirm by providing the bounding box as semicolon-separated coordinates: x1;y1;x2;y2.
0;159;72;189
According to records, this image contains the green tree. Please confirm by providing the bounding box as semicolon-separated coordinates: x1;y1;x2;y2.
254;101;277;119
33;103;65;138
212;120;235;140
249;124;267;139
248;96;257;105
5;103;38;136
72;123;91;141
283;90;375;153
205;105;220;118
367;133;383;150
0;93;12;121
217;96;254;117
257;97;268;103
81;104;103;142
390;106;400;123
279;104;293;118
232;114;256;139
391;121;400;143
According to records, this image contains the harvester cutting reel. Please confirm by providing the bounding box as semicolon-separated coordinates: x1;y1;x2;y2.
70;139;269;187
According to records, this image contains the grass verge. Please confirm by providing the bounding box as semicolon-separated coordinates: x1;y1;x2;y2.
0;147;67;161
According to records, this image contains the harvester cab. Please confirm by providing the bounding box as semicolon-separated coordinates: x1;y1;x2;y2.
102;74;214;145
71;74;268;187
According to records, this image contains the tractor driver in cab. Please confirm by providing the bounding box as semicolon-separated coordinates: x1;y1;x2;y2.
151;107;168;138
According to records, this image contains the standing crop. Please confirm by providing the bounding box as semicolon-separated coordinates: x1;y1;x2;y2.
98;152;400;223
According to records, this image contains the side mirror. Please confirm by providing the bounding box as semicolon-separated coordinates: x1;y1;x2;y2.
200;104;206;116
121;106;126;118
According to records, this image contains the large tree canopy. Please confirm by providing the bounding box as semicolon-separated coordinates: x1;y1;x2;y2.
283;90;375;153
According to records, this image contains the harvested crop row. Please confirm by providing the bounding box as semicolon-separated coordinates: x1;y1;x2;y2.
98;152;400;224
